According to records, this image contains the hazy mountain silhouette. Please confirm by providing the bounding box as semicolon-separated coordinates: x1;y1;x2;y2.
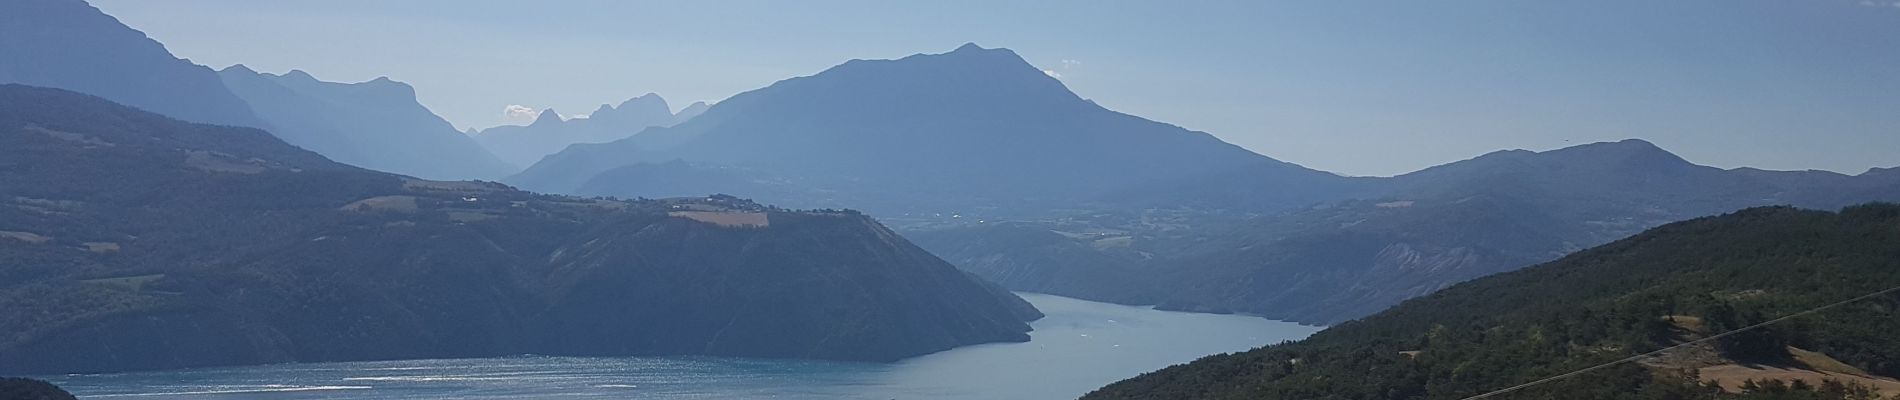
217;66;516;180
0;0;264;128
509;43;1347;215
0;85;1039;374
917;140;1900;324
671;100;711;124
474;94;705;168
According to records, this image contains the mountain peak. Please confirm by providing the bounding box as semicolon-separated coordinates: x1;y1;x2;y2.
282;69;317;82
774;42;1074;114
1528;138;1696;173
618;93;670;111
1561;138;1670;156
938;42;1021;60
1607;138;1660;150
1864;166;1900;180
362;76;416;95
532;108;562;125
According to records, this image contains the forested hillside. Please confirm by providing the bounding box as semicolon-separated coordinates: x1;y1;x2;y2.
0;85;1040;374
1087;204;1900;400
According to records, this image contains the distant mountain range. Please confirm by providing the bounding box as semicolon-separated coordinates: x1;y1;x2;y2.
218;66;516;180
0;85;1040;374
1086;204;1900;399
3;0;526;181
507;43;1346;216
0;0;263;129
916;139;1900;325
474;94;708;168
11;1;1900;384
495;43;1899;327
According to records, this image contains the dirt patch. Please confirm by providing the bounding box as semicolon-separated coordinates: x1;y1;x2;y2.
1091;236;1135;250
342;195;420;212
12;197;83;210
1700;364;1900;396
0;231;50;244
669;211;769;228
402;179;507;193
186;150;269;174
447;211;498;223
1791;347;1872;377
1663;315;1706;333
81;274;165;292
28;125;114;147
82;242;120;253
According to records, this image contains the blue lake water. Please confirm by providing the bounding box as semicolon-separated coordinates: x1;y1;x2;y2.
41;293;1320;399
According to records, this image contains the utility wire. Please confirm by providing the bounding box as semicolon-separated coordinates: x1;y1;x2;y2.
1460;283;1900;400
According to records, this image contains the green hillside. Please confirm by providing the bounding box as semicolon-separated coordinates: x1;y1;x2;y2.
1087;204;1900;400
0;85;1040;374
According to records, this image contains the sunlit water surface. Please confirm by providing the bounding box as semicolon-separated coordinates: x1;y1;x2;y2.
43;293;1320;399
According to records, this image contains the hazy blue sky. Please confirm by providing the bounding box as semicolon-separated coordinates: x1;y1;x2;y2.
90;0;1900;177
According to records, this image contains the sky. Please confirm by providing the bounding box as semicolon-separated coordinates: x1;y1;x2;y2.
89;0;1900;177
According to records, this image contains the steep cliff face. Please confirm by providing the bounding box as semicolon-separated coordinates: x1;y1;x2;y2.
0;85;1038;374
216;67;516;180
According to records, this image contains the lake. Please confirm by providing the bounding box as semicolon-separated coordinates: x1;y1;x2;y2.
41;293;1320;399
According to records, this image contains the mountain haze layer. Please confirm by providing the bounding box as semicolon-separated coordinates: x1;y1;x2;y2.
510;44;1351;215
474;94;708;168
915;140;1900;324
218;66;517;180
0;85;1039;374
500;43;1899;327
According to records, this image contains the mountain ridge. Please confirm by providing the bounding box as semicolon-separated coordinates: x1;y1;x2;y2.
475;93;704;168
510;43;1344;216
217;66;517;180
0;84;1040;374
915;139;1900;325
0;0;265;129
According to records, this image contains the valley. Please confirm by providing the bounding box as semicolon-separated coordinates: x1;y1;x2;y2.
2;1;1897;398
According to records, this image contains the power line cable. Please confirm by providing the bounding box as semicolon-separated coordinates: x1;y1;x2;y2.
1461;284;1900;400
